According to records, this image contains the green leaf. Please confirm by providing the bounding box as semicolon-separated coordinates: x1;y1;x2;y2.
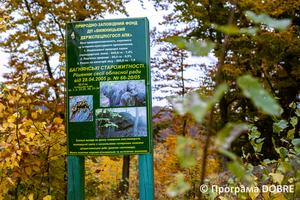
263;159;272;165
218;147;238;161
167;36;216;56
227;160;245;178
278;161;293;173
280;138;288;143
289;102;297;109
254;142;264;153
245;11;291;31
290;117;298;128
19;107;28;117
167;173;191;197
292;139;300;153
175;136;202;168
215;123;248;149
213;24;259;35
0;83;5;90
271;114;280;123
242;146;246;158
256;138;265;143
278;147;288;160
228;178;234;184
170;83;228;122
237;75;281;116
273;120;288;134
262;175;269;182
246;163;254;172
287;128;295;140
295;108;300;117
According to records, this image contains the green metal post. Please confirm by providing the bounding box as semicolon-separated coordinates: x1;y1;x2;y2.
68;156;85;200
139;153;154;200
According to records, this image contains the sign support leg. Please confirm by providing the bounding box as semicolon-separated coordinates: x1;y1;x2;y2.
68;156;85;200
139;153;154;200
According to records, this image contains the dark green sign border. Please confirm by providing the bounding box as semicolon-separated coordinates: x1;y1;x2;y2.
66;18;152;156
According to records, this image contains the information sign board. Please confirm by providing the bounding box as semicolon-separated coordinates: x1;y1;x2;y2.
66;18;151;156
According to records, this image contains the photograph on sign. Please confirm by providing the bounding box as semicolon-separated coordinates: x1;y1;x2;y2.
100;80;146;107
95;107;147;138
66;18;152;156
69;95;93;122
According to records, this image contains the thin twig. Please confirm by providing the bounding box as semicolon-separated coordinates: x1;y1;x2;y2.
199;0;238;199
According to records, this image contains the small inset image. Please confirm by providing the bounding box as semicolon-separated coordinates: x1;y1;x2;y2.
95;107;147;138
69;95;93;122
100;80;146;107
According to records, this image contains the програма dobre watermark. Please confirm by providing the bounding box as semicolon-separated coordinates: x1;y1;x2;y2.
199;184;294;195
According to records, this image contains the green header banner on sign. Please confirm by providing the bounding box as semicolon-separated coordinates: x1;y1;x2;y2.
66;18;151;156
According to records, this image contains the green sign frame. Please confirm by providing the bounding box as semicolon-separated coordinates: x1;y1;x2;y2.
66;18;151;156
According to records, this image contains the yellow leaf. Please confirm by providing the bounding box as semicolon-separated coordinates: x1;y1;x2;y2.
17;150;22;155
18;88;24;93
11;172;20;178
273;193;286;200
20;172;28;181
19;129;27;135
7;115;16;123
25;167;32;176
43;195;52;200
22;71;27;81
269;173;284;185
11;161;19;169
24;119;33;126
7;177;15;187
13;77;21;81
28;133;35;139
53;117;63;125
49;156;59;162
28;193;34;200
37;108;42;114
31;112;37;119
27;98;31;103
0;103;5;112
249;187;260;200
33;166;41;172
13;112;19;118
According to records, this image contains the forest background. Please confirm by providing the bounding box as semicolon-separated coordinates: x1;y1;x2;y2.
0;0;300;200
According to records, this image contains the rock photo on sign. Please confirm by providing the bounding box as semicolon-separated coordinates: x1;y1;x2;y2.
100;80;146;107
95;107;147;138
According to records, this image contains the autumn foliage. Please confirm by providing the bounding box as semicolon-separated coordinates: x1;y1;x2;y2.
0;76;66;199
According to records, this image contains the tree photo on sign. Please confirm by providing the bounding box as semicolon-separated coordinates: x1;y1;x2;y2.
95;107;147;138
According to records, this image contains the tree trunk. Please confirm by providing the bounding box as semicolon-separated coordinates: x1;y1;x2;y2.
220;96;228;170
133;107;139;136
120;155;130;196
